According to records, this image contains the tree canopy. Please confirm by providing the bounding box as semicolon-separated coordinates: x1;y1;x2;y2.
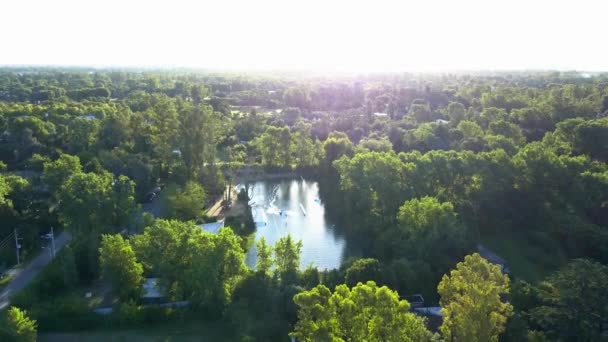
0;307;37;342
530;259;608;341
99;234;144;301
131;219;246;311
0;68;607;340
292;281;433;342
438;253;513;342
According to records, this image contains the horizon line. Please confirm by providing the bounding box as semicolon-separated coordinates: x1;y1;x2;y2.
1;64;607;75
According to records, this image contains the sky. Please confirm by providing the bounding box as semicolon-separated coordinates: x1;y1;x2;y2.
1;0;607;72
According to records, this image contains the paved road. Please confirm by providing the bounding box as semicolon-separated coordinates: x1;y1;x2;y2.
0;231;72;309
0;196;161;309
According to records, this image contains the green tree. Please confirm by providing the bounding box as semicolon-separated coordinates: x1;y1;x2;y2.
478;107;509;128
282;107;302;126
322;132;354;168
164;181;206;221
99;110;133;150
132;220;246;311
148;96;179;170
255;237;273;274
58;171;136;234
457;120;484;139
573;117;608;161
292;281;432;342
1;307;37;342
274;235;302;282
112;175;138;226
488;119;526;146
179;103;221;178
254;126;292;168
384;197;469;267
283;87;311;109
438;253;513;342
0;175;16;212
58;171;114;234
11;116;55;145
527;330;547;342
334;151;407;225
99;234;144;300
513;106;554;141
66;116;100;154
42;153;82;197
447;101;466;125
513;141;593;215
58;171;136;279
358;136;393;152
529;259;608;341
344;258;383;287
408;102;432;123
277;127;292;167
292;123;316;167
60;245;79;288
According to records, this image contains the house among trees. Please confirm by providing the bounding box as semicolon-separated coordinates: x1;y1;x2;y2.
141;278;189;308
141;278;166;305
404;294;425;309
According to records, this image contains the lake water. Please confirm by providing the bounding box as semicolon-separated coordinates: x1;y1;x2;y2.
240;178;346;270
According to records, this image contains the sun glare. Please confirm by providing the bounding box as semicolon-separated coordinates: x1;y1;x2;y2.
1;0;607;71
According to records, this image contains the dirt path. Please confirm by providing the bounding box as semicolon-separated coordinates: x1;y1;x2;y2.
207;187;242;219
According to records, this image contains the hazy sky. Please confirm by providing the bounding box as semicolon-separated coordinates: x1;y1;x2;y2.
1;0;607;72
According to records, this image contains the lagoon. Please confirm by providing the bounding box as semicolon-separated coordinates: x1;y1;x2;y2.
241;179;346;270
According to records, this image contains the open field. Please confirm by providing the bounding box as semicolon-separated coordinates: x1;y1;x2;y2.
39;320;239;342
481;232;568;283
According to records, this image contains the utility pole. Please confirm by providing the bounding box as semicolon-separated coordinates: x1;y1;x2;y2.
50;226;56;258
14;229;20;265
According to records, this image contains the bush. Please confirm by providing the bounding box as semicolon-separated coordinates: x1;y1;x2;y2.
115;300;143;326
30;295;100;331
227;294;290;341
0;307;37;342
344;258;382;287
141;307;179;325
300;266;321;288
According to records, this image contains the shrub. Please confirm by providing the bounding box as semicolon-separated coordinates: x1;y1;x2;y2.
30;295;99;331
115;300;144;326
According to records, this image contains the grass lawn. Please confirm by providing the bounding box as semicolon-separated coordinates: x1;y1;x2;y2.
480;231;568;283
0;274;13;290
39;319;240;342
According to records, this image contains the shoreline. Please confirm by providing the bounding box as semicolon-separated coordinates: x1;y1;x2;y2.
236;171;302;183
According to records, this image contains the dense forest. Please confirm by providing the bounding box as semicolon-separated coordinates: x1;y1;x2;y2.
0;68;607;341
